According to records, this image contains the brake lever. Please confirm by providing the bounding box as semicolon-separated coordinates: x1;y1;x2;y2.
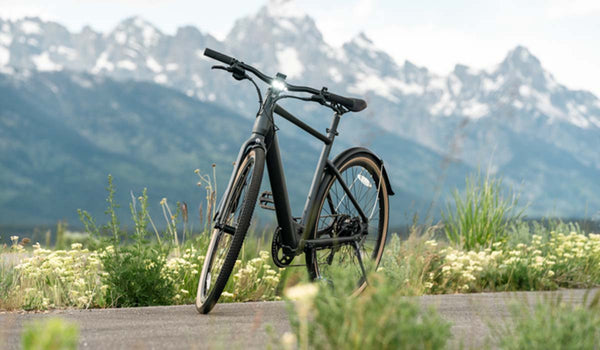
310;94;326;105
212;64;247;82
211;65;232;72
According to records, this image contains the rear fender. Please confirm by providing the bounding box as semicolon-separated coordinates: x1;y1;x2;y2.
330;147;395;196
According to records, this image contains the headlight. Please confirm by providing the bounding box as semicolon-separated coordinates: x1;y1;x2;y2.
271;79;286;91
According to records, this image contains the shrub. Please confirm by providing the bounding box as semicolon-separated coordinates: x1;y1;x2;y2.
379;228;445;296
22;318;79;350
442;172;523;250
221;251;281;302
13;243;107;310
282;271;451;350
492;290;600;349
101;244;175;307
381;228;600;295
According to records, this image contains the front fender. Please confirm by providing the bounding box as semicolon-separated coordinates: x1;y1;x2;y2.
213;135;266;224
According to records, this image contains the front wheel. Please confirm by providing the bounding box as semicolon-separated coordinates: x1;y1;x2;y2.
196;147;265;314
305;152;390;295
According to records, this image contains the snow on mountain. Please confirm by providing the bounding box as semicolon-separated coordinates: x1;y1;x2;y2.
2;13;597;132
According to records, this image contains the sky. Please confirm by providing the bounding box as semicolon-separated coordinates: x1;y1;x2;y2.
1;0;599;96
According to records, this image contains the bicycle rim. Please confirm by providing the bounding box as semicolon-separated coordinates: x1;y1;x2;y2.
310;155;389;293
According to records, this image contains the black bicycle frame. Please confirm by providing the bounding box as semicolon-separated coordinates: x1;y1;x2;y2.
214;88;368;256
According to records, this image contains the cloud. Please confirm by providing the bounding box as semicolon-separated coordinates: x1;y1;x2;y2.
546;0;600;19
352;0;375;20
0;1;51;20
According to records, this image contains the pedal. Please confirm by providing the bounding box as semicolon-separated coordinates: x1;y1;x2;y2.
259;191;275;211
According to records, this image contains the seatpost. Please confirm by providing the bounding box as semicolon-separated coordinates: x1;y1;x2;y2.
300;112;341;239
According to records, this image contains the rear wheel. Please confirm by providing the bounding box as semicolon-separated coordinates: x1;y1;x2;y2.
196;148;264;314
306;152;389;294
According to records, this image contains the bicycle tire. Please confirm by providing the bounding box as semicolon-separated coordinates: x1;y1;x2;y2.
196;147;265;314
305;152;389;295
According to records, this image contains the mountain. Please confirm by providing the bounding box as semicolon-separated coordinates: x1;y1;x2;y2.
1;1;599;224
0;71;247;225
0;70;469;226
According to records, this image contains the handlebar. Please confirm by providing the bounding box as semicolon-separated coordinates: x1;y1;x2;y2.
204;48;235;66
203;48;367;113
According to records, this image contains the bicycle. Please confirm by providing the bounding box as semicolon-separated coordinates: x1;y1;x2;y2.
196;48;395;314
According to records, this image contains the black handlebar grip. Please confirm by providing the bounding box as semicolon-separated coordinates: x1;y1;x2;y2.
327;92;367;112
204;48;235;65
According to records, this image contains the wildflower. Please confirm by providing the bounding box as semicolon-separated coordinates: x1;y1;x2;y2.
160;198;167;205
281;332;297;350
194;169;200;174
285;284;319;303
462;273;476;281
425;240;438;247
424;282;434;289
547;270;555;277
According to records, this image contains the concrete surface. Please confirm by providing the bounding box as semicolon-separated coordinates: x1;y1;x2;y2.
1;288;597;349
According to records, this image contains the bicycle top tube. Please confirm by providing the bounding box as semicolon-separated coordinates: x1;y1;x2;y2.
204;48;367;113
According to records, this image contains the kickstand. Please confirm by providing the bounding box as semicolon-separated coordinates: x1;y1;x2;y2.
352;241;368;285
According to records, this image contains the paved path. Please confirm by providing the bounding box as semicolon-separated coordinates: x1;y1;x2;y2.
1;288;597;349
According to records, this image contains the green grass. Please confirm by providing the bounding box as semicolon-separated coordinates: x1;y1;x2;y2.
442;172;523;251
22;318;79;350
492;290;600;349
280;270;451;350
2;173;599;312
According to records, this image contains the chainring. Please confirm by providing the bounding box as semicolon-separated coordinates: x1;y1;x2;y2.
271;227;294;268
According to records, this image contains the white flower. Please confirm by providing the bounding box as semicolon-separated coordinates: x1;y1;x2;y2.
285;284;319;302
425;240;438;247
281;332;297;350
